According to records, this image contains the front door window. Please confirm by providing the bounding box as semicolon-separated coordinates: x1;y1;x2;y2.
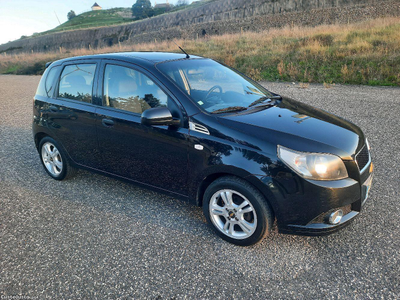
103;64;168;114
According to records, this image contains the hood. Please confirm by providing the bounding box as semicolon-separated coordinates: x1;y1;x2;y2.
217;97;365;160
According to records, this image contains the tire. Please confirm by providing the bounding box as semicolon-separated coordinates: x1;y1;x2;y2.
203;176;273;246
38;137;77;180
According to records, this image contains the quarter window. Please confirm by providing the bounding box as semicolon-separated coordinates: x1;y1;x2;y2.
58;64;96;103
103;64;168;114
36;66;60;97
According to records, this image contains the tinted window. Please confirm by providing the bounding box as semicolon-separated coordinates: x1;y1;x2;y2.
58;64;96;103
36;66;60;97
103;64;167;114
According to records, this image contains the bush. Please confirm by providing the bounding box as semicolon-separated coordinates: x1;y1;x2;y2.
67;10;76;20
131;0;153;20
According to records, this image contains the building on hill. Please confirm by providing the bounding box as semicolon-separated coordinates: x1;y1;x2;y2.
91;2;102;11
154;1;170;9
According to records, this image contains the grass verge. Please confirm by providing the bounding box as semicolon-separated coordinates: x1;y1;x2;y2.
1;17;399;86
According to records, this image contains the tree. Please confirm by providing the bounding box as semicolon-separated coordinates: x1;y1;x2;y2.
67;10;76;20
131;0;154;20
176;0;189;7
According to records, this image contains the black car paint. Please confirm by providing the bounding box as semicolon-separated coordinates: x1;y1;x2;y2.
33;52;372;235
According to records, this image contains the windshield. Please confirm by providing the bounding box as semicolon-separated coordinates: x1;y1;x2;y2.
157;59;278;113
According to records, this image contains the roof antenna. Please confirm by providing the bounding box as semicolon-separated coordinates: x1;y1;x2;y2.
169;38;190;59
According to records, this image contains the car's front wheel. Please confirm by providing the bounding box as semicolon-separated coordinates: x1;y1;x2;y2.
39;137;76;180
203;176;273;246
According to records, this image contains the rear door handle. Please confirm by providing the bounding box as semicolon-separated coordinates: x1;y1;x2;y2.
49;105;58;112
102;118;114;127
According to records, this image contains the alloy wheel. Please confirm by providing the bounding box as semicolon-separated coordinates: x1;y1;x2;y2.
209;189;257;240
41;142;63;176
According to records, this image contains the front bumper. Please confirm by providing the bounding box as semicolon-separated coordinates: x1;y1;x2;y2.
279;210;360;236
270;162;374;236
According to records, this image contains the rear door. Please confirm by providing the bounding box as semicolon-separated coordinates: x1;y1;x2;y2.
95;60;190;196
52;60;103;169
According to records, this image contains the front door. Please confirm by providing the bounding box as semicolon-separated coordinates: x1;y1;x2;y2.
95;61;189;196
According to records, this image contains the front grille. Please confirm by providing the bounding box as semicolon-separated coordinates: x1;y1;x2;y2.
356;145;370;171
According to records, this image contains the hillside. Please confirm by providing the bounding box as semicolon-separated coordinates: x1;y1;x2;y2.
1;0;399;55
1;17;399;86
34;1;215;36
0;0;399;86
45;8;133;34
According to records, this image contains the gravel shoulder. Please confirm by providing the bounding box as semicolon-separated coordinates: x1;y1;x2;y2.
0;75;399;299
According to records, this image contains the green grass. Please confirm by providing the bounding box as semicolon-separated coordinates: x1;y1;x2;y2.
4;65;20;74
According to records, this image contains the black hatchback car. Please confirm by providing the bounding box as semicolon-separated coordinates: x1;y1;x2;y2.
33;52;373;245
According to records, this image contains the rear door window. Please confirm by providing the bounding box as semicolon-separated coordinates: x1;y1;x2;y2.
58;64;96;103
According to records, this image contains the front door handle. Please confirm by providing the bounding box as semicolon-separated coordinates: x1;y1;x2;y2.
102;118;114;127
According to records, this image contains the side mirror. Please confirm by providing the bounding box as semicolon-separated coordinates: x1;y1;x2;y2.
141;107;180;127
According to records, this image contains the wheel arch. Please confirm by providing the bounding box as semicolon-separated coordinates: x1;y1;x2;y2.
195;172;230;207
34;132;51;150
34;131;76;167
193;170;278;222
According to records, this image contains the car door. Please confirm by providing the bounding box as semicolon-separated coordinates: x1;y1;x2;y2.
95;60;190;196
52;60;103;169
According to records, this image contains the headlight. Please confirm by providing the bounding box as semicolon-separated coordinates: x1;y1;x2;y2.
277;146;348;181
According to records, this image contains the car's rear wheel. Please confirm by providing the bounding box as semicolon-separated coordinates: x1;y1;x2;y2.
203;176;273;246
39;137;76;180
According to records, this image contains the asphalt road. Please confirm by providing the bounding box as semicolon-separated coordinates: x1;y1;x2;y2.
0;75;399;299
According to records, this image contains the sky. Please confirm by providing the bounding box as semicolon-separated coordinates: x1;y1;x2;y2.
0;0;192;45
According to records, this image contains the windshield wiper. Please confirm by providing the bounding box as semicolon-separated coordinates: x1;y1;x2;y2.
211;106;248;114
248;95;281;108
